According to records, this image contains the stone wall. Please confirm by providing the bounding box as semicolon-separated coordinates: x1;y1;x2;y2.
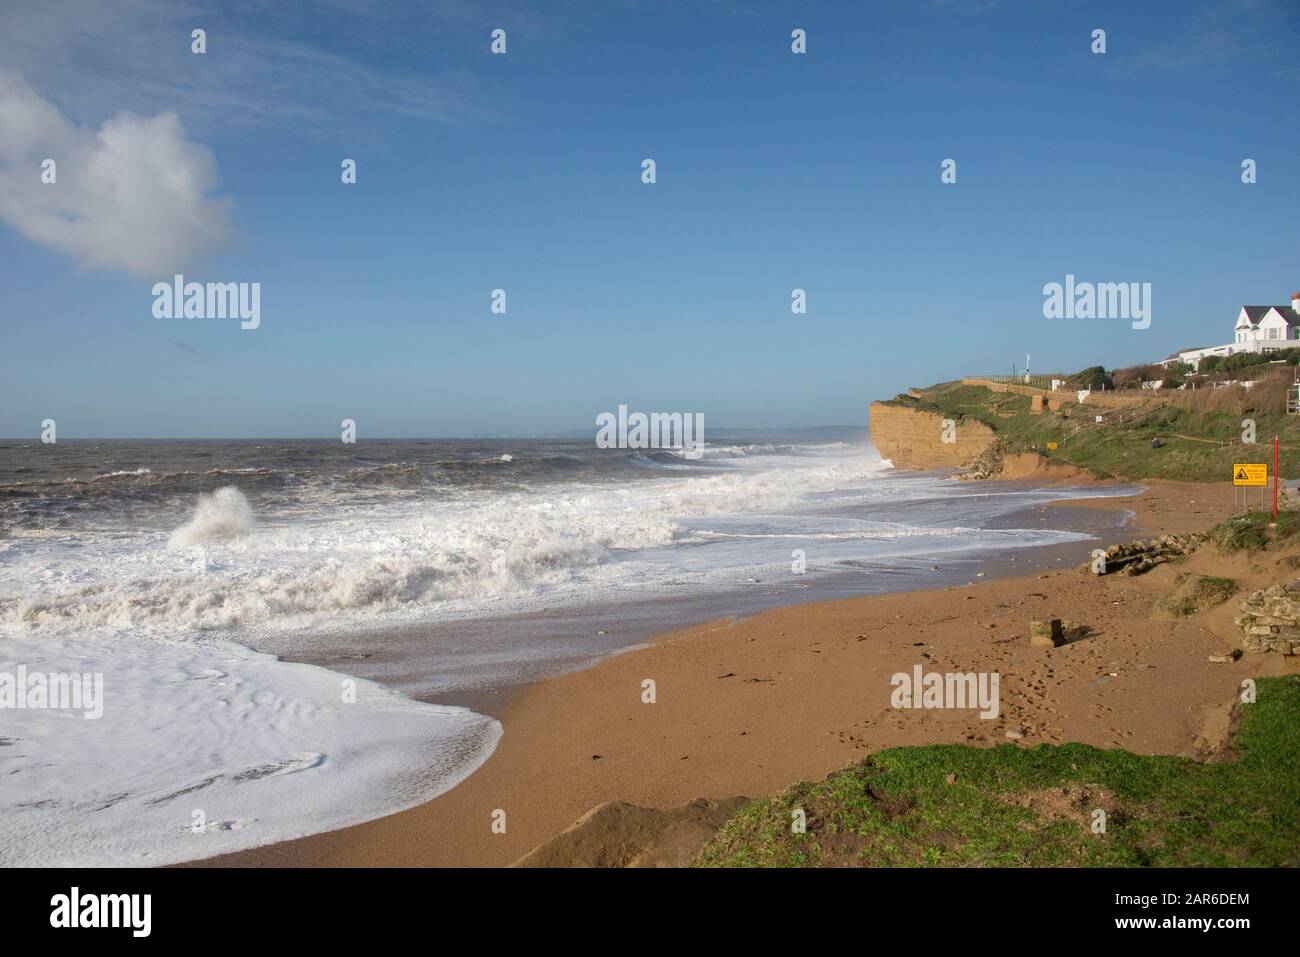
1235;582;1300;655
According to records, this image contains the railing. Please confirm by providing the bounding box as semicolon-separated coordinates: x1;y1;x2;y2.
1062;401;1163;439
977;377;1172;396
978;375;1061;390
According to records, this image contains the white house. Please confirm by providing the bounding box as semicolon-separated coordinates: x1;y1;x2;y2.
1159;292;1300;370
1234;301;1300;348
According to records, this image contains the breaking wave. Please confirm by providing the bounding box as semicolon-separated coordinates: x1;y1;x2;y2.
4;448;895;636
168;486;254;548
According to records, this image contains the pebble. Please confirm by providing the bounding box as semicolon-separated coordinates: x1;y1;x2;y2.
1004;730;1025;740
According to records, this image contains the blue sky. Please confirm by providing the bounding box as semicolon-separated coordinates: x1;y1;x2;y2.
1;0;1298;438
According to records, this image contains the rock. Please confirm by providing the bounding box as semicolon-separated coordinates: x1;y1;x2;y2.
1029;618;1065;648
1084;533;1205;577
1235;584;1300;654
1004;730;1025;740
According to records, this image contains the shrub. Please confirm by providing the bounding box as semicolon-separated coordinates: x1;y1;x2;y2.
1113;363;1163;390
1069;365;1113;390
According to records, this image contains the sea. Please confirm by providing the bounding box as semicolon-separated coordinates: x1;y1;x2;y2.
0;431;1141;865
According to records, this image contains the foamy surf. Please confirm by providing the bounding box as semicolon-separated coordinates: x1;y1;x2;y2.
0;630;500;867
0;445;1133;641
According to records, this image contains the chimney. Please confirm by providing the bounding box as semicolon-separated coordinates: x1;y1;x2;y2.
1293;291;1300;315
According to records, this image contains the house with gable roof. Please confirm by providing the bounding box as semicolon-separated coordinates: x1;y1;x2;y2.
1158;292;1300;370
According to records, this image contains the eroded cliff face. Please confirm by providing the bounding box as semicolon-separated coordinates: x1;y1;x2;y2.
868;401;997;469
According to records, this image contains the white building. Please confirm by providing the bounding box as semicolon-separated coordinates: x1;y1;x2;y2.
1233;301;1300;348
1159;292;1300;370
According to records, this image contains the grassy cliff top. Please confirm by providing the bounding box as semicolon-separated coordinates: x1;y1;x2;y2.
877;380;1300;483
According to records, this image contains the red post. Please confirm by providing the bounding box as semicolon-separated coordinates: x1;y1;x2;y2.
1274;435;1279;519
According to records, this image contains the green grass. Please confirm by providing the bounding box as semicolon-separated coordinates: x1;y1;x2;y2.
884;381;1300;482
694;676;1300;867
1203;508;1300;554
1208;512;1275;554
1155;574;1238;617
1274;510;1300;540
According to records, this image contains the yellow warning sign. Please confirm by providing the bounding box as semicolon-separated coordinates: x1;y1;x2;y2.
1233;464;1267;487
1046;442;1058;451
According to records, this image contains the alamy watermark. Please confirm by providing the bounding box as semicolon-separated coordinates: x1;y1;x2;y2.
890;665;999;719
153;274;260;330
596;405;704;459
1043;274;1150;330
1;667;104;719
50;887;150;937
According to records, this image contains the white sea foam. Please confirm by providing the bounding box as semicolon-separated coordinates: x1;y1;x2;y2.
93;468;154;480
0;631;500;866
1;446;1124;640
167;485;254;548
3;448;894;636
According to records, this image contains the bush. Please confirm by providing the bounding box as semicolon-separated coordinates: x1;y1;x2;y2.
1069;365;1113;390
1113;363;1163;390
1163;361;1192;389
1207;348;1300;377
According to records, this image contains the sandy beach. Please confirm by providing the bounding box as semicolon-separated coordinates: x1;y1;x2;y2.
203;477;1299;867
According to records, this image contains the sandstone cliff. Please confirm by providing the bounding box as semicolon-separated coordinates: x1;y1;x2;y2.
868;401;997;469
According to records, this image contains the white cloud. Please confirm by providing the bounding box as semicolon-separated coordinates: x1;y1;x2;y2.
0;71;234;279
